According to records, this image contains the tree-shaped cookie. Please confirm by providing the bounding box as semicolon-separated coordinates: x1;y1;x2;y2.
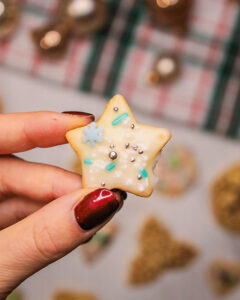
128;217;197;285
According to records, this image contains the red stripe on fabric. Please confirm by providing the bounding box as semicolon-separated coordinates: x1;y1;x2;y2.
30;53;42;76
120;25;153;101
192;15;230;36
0;40;11;63
63;40;86;87
49;0;59;14
188;3;233;126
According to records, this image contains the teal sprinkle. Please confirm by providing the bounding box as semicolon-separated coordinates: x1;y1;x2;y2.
141;169;148;178
112;113;129;126
106;163;116;171
84;159;93;165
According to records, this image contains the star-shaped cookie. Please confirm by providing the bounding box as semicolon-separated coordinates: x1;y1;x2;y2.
66;94;171;197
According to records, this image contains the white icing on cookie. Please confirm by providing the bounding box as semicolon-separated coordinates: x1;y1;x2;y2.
66;95;171;197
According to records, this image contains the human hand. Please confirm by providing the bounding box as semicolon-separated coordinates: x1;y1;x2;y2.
0;111;126;299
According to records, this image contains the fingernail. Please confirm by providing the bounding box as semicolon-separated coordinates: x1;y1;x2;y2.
111;189;128;201
74;189;123;230
62;111;95;121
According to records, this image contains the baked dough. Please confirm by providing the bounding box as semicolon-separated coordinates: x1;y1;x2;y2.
66;94;171;197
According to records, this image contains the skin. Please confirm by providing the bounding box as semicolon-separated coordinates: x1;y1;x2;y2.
0;111;124;300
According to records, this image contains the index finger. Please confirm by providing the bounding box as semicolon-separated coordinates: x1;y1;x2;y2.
0;111;94;154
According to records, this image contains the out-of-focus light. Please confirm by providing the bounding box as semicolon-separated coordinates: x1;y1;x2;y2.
146;53;180;85
156;0;179;8
156;57;176;76
0;1;5;18
67;0;95;18
40;30;61;50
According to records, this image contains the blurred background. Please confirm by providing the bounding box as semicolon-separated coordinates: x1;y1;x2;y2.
0;0;240;299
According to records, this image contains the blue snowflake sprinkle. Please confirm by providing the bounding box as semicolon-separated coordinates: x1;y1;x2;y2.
82;122;103;147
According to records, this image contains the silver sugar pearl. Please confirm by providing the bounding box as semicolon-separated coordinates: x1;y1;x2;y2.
125;143;130;149
131;123;135;129
101;182;106;187
130;157;135;162
109;151;118;160
138;174;142;180
138;150;144;154
110;143;115;149
113;107;119;112
132;145;138;151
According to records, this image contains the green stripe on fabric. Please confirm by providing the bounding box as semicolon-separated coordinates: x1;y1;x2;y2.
23;4;48;17
104;0;143;98
204;10;240;132
226;92;240;138
79;0;120;92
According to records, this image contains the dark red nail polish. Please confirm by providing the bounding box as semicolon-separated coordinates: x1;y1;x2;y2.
62;111;95;121
74;189;120;230
111;189;127;201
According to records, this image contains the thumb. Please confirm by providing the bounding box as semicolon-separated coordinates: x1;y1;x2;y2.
0;188;126;299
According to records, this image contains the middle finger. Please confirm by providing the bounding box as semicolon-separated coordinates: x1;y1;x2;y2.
0;155;82;202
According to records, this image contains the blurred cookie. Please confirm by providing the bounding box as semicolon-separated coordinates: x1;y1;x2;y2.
212;163;240;233
146;53;181;85
153;144;196;196
31;21;71;59
208;260;240;295
6;290;22;300
60;0;108;36
82;222;118;262
54;291;98;300
0;0;19;41
146;0;192;35
128;217;197;285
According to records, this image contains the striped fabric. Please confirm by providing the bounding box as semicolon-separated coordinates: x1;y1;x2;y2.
0;0;239;138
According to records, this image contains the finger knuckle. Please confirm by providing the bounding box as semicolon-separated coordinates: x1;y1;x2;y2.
32;221;63;261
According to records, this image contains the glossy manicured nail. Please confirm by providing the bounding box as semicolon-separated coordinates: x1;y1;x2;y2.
111;189;128;201
74;189;123;230
62;111;95;121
